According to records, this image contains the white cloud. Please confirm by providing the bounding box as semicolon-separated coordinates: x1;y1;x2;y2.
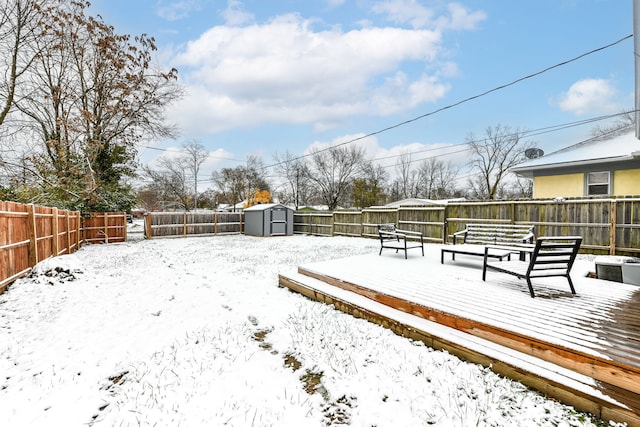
371;0;435;29
555;78;621;115
169;14;451;135
222;0;254;26
156;0;203;21
442;3;487;31
371;0;486;30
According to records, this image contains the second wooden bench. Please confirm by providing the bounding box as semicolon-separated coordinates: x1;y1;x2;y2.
441;223;535;264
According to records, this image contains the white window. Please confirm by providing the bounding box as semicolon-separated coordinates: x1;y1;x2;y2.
586;171;610;196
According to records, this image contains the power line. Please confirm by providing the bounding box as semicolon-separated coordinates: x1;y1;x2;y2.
139;110;632;186
135;35;633;188
263;34;633;171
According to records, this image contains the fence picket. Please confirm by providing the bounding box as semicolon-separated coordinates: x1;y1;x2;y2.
144;211;244;239
293;198;640;256
1;202;127;294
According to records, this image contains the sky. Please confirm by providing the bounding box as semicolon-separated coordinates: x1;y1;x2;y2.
0;231;629;426
89;0;635;188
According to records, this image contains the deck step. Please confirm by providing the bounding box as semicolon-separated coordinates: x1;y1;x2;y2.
278;270;640;427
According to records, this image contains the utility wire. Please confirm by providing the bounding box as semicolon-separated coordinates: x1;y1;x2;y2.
134;36;633;185
263;34;633;171
367;113;622;164
137;109;632;185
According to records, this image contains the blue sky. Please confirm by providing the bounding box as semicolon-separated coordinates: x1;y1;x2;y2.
90;0;634;185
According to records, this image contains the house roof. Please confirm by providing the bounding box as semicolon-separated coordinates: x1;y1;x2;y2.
382;198;466;208
512;131;640;178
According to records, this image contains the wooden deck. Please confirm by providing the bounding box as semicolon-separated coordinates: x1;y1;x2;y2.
278;247;640;426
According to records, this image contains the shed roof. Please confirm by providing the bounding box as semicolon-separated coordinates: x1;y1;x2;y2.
243;203;292;212
512;132;640;177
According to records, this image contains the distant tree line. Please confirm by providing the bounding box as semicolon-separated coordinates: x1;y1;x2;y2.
139;124;539;212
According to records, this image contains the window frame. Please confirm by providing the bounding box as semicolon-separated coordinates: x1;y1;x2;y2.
585;171;611;196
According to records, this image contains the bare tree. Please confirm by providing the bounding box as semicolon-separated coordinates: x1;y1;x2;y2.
183;140;208;209
591;110;635;140
273;150;310;209
394;152;419;199
212;156;270;210
503;176;533;199
304;145;365;210
466;124;535;200
12;0;182;211
416;157;459;199
0;0;42;128
137;188;162;212
142;157;191;211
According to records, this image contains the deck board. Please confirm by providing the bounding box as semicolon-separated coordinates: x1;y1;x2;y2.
297;253;640;366
279;246;640;426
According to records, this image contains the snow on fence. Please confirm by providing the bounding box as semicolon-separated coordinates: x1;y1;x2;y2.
144;211;244;239
0;201;127;294
293;197;640;256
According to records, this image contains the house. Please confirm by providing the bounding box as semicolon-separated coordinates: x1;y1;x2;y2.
511;132;640;198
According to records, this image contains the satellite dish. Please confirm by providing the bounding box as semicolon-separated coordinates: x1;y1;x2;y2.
525;148;544;159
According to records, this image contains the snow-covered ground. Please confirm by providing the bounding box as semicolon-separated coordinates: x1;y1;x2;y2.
0;233;624;426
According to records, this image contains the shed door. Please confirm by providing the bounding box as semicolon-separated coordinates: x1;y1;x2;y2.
270;207;287;235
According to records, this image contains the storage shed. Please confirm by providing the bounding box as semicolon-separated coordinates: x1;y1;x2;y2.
244;203;294;237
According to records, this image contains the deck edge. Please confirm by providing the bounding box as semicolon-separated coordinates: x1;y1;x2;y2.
278;272;640;427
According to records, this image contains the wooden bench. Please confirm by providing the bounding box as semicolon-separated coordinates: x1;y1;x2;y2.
378;224;424;259
440;223;535;264
482;236;583;298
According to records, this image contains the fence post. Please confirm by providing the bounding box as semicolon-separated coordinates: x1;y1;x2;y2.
144;213;152;240
122;212;127;242
442;204;449;244
610;200;617;255
27;204;38;266
101;212;108;243
183;211;187;237
76;212;82;249
66;211;71;254
52;207;59;256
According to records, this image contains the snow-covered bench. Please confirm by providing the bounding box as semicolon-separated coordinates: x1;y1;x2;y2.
440;223;534;264
378;224;424;259
482;236;583;298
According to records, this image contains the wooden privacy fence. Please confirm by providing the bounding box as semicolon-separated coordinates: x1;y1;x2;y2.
144;211;244;239
0;200;127;294
1;201;81;293
294;197;640;256
297;206;447;243
294;212;334;237
83;212;128;244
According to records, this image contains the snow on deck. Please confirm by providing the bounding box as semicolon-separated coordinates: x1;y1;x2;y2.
297;249;640;364
280;244;640;424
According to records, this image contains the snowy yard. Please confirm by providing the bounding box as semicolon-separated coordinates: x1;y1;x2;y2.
0;233;623;426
